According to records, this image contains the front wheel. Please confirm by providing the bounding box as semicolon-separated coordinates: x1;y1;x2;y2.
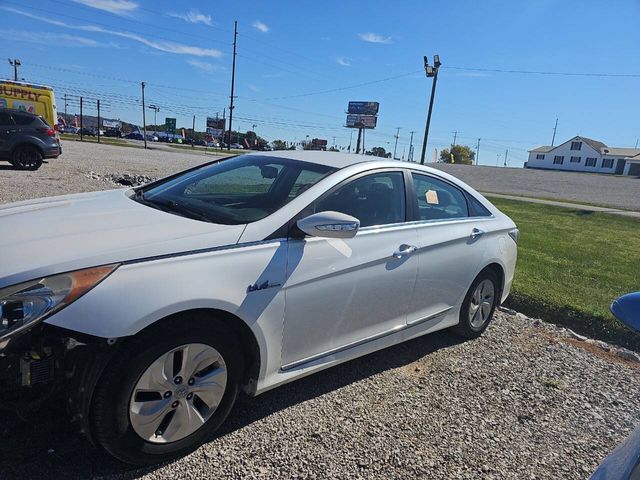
454;270;499;339
90;318;242;465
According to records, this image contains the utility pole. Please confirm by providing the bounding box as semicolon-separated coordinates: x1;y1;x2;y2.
63;94;68;125
8;59;21;81
148;104;160;129
551;118;558;146
227;20;238;151
504;149;509;167
451;131;458;149
80;96;83;141
408;130;415;162
393;127;401;159
192;115;196;148
97;99;101;144
141;81;147;149
420;54;442;164
475;138;481;165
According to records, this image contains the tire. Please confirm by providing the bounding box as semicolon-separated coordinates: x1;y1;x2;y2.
90;315;243;465
453;269;499;339
12;145;43;170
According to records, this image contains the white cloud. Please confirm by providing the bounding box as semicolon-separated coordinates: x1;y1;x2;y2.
252;21;269;33
187;59;221;72
1;6;222;58
358;32;393;44
247;84;260;92
169;10;212;26
337;57;351;67
0;29;105;47
70;0;138;15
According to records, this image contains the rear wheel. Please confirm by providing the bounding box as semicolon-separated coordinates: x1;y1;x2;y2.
90;318;242;465
454;270;499;339
12;145;43;170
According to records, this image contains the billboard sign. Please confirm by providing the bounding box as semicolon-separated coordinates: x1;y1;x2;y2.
347;101;379;116
103;119;121;129
206;127;224;138
346;114;378;129
165;117;176;134
206;117;225;130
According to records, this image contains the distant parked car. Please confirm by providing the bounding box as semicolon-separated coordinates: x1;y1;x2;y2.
65;126;79;134
77;128;95;137
0;108;61;169
104;129;122;138
125;132;144;140
230;143;244;149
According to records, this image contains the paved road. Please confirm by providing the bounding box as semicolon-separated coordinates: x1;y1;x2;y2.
429;163;640;212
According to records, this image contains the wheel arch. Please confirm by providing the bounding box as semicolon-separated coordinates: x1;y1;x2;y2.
11;141;45;157
128;307;262;395
478;262;505;305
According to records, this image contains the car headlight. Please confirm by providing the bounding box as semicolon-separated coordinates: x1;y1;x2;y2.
0;264;118;348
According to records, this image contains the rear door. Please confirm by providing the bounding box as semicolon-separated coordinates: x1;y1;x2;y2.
281;170;419;369
0;111;15;156
405;172;489;325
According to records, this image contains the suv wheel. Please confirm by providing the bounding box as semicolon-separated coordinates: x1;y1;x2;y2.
12;146;43;170
90;317;243;465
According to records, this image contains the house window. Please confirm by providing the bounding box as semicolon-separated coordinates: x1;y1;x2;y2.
585;158;597;167
553;156;564;165
602;158;614;168
571;141;582;150
535;154;545;160
570;156;581;163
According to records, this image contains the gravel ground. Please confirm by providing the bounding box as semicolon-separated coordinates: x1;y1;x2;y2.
430;163;640;211
1;141;638;479
0;312;638;479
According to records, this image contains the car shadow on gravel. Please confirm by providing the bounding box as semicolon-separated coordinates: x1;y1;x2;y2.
0;329;463;479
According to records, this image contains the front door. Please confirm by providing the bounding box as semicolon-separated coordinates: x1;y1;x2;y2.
281;170;418;369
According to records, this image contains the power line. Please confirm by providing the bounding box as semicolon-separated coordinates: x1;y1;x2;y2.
444;65;640;78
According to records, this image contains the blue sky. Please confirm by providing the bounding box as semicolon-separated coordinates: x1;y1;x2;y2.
2;0;639;166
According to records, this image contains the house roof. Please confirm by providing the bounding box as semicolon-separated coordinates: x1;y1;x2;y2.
529;136;640;158
625;152;640;162
603;147;640;157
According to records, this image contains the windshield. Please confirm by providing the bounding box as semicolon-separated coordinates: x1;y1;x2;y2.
137;155;335;225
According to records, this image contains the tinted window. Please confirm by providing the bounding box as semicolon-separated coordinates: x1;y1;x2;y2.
466;194;492;217
0;112;14;126
140;155;335;225
315;171;405;227
411;173;468;220
12;114;38;126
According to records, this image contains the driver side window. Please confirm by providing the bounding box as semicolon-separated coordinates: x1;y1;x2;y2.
315;171;406;228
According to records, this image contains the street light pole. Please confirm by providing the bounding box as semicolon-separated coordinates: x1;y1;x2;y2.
420;54;442;165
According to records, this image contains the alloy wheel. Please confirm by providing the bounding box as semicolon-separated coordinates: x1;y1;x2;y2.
129;343;227;444
468;279;495;329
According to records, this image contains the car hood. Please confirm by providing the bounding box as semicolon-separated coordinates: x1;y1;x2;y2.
0;189;246;289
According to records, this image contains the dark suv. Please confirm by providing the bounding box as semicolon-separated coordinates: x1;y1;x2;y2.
0;108;61;170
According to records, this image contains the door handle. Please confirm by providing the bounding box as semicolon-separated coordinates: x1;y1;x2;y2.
470;228;485;239
392;244;418;258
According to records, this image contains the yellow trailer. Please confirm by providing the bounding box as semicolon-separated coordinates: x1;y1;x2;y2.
0;80;58;130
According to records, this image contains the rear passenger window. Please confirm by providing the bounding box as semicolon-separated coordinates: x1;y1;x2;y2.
411;173;468;221
0;112;13;126
12;114;37;126
466;194;492;217
315;171;405;227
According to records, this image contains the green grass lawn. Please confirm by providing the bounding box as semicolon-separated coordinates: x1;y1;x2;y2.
489;197;640;350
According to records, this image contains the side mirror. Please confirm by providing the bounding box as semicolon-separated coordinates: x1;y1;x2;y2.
610;292;640;333
297;211;360;239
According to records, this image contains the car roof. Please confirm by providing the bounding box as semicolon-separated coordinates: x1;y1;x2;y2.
248;150;413;170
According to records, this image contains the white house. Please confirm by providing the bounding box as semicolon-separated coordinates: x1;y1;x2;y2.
526;136;640;176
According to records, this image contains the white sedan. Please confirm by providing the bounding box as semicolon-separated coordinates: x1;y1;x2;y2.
0;151;518;464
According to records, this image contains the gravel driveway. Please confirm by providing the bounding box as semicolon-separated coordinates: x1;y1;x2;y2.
0;142;638;479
